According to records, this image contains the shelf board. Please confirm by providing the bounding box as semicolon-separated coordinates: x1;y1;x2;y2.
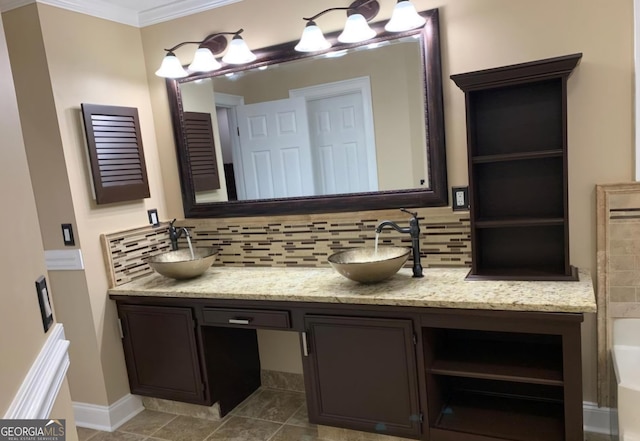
474;217;565;229
428;339;564;386
466;266;578;282
472;149;563;164
430;364;563;387
433;390;565;441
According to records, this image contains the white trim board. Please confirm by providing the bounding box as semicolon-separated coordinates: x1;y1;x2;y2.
3;323;70;419
584;402;615;435
74;394;143;432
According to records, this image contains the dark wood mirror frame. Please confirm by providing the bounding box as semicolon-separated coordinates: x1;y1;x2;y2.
167;8;447;218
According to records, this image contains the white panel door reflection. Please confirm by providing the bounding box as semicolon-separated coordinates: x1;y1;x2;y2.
236;97;314;200
306;92;377;195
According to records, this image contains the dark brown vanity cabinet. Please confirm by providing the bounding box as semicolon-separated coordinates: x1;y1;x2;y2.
117;304;209;405
302;315;422;439
451;54;582;281
421;310;584;441
112;296;587;441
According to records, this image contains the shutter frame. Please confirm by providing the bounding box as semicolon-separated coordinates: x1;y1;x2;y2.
81;103;150;204
183;111;221;192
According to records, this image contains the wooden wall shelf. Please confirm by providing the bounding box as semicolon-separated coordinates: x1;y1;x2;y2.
451;54;582;281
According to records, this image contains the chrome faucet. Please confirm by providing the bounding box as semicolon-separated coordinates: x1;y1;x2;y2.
168;219;190;251
375;209;423;278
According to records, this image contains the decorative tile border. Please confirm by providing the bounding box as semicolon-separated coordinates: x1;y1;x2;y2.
101;207;471;288
596;182;640;408
180;207;471;269
100;223;172;288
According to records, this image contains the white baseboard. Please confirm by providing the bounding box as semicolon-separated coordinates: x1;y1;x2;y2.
74;394;144;432
584;401;615;435
75;396;613;434
3;323;70;419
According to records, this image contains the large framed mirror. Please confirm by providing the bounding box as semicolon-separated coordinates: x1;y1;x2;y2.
167;8;446;218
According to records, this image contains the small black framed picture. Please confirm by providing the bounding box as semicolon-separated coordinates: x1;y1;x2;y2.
36;276;54;332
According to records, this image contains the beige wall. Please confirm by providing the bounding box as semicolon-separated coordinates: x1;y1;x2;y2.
142;0;634;404
0;15;76;430
38;3;169;404
4;3;168;406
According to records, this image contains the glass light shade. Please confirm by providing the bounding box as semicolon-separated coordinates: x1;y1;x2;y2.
188;47;222;72
155;52;188;78
384;0;426;32
295;21;332;52
222;35;257;64
338;13;377;44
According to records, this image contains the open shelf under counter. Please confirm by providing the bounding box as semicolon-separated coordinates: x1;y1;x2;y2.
431;389;565;441
428;339;563;386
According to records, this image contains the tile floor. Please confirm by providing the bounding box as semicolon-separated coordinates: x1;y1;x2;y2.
77;388;316;441
76;387;613;441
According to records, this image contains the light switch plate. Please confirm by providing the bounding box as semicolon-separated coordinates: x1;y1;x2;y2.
36;275;53;332
452;186;469;211
147;209;159;227
61;223;75;246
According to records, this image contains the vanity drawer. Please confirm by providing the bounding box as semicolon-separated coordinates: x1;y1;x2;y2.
202;308;291;329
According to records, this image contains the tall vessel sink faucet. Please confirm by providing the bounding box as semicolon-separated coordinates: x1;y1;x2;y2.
375;208;424;278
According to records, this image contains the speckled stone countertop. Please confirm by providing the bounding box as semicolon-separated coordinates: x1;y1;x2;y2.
109;267;596;313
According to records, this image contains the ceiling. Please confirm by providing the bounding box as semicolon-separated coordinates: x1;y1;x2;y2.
0;0;242;27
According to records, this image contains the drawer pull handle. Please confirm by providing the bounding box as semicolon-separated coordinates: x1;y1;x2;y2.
228;318;252;325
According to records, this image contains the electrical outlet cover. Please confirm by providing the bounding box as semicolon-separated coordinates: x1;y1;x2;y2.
452;186;469;211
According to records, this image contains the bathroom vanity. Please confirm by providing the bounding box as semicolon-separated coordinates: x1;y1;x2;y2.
109;266;595;441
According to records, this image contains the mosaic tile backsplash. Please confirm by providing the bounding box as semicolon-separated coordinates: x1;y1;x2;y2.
102;207;471;288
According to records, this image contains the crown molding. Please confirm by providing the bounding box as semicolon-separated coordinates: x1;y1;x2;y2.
0;0;35;12
139;0;242;27
0;0;242;27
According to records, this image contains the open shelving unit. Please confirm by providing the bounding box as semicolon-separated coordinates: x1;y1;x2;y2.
422;311;584;441
451;54;582;281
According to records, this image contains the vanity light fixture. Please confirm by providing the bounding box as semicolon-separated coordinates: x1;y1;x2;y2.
295;0;379;52
385;0;426;32
295;0;425;53
155;29;256;79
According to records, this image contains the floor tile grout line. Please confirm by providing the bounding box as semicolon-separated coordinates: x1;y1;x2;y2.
202;413;235;440
280;402;306;426
135;413;179;439
82;430;100;441
264;423;287;441
223;413;295;426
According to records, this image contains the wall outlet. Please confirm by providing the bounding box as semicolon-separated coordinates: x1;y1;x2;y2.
147;209;159;227
452;187;469;211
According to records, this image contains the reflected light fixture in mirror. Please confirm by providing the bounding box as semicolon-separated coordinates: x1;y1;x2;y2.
295;0;425;52
155;29;256;78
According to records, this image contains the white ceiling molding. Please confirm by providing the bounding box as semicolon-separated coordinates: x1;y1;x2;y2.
0;0;36;12
139;0;242;27
0;0;242;27
39;0;140;26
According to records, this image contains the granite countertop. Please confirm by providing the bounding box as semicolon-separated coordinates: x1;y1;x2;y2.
108;267;596;313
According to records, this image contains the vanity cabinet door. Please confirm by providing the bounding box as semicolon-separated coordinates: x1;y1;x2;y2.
118;304;208;405
303;315;421;439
